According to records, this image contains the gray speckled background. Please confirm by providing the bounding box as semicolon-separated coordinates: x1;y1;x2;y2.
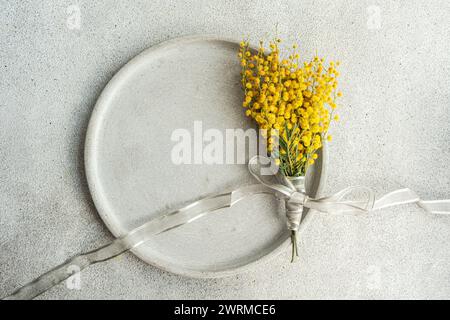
1;0;449;299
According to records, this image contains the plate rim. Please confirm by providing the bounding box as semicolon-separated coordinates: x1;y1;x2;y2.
84;35;328;278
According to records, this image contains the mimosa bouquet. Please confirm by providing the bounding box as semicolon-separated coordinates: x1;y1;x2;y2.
238;38;342;261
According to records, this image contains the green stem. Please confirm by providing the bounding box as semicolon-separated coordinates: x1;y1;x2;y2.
290;230;299;262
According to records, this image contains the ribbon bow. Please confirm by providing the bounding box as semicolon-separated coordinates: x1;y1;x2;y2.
247;155;450;260
248;156;450;227
248;156;376;230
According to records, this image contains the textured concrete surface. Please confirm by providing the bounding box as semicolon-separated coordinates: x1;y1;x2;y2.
1;0;449;299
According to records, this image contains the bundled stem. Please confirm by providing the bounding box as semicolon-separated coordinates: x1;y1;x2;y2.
290;230;299;263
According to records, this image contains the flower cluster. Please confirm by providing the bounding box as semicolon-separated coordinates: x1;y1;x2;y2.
239;39;341;176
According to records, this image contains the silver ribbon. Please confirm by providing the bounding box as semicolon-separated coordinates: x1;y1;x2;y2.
248;156;450;231
3;156;450;300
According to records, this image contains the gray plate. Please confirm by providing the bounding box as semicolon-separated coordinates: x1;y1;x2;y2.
84;36;327;278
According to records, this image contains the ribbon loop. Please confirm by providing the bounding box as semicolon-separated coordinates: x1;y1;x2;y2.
248;155;295;197
248;155;450;224
248;156;379;224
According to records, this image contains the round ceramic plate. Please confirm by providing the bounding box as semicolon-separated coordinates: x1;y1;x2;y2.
85;36;327;278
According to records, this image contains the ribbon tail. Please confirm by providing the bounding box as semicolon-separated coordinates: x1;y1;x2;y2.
418;200;450;215
373;188;450;215
3;184;275;300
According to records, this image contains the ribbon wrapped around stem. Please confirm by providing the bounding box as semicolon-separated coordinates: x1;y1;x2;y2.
4;156;450;300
